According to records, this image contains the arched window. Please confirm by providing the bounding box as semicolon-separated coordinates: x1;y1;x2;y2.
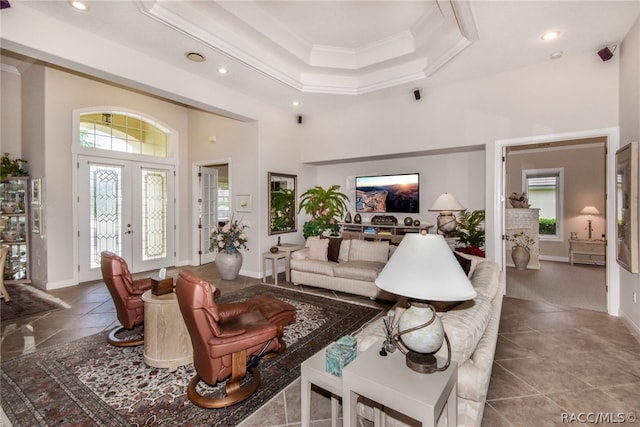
79;111;169;157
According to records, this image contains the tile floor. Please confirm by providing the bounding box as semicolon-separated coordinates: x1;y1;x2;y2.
2;265;640;427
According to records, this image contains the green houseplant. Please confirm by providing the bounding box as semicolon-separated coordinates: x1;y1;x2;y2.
298;185;349;238
1;153;28;180
453;209;486;257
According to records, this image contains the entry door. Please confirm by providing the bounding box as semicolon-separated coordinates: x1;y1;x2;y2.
199;166;218;264
77;156;175;281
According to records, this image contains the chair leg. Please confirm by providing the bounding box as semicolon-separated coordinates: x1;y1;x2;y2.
263;325;286;359
186;349;262;409
107;325;144;347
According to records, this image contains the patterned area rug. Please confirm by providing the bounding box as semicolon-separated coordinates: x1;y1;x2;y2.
1;285;382;426
0;283;70;322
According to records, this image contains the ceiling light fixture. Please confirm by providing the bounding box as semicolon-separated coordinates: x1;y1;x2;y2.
550;51;563;60
292;101;300;107
541;31;561;41
69;0;89;11
185;52;206;63
217;67;228;74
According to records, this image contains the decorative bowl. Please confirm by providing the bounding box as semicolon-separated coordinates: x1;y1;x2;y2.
270;246;279;253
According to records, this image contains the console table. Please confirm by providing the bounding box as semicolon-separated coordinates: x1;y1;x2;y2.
341;222;434;243
342;344;457;427
569;239;606;266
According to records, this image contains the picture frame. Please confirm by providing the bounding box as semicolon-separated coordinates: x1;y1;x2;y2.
31;178;41;205
615;141;638;273
235;194;252;213
32;205;41;234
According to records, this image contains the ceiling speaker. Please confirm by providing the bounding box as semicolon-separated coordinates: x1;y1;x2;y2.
597;47;614;62
413;89;421;101
297;115;303;124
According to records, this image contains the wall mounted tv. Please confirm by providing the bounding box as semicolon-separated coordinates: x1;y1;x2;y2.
355;173;420;213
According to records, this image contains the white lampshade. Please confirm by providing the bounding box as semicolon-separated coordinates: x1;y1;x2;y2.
429;193;465;212
375;233;477;301
580;206;600;215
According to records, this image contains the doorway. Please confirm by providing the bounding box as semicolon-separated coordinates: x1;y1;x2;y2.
502;137;609;312
194;162;230;265
77;155;175;281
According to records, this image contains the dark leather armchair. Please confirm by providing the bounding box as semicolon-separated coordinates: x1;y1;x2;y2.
175;269;280;408
100;251;152;347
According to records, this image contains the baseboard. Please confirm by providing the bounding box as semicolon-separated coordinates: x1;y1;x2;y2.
621;310;640;343
539;255;569;263
46;279;78;290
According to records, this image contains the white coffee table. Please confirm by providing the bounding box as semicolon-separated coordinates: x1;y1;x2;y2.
300;345;342;427
342;344;457;427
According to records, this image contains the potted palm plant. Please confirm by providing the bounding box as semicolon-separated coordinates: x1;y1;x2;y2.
298;185;349;238
453;209;486;257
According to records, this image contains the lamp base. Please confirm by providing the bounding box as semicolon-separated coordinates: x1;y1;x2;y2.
405;350;438;373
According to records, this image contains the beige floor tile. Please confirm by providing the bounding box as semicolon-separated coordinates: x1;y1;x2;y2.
489;395;565;426
487;362;537;400
497;356;591;394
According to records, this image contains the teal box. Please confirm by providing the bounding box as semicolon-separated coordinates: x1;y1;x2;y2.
325;335;357;377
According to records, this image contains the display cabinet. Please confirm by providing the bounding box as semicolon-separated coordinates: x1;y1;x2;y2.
0;177;31;283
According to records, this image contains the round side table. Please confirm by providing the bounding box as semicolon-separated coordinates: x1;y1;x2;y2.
142;290;193;372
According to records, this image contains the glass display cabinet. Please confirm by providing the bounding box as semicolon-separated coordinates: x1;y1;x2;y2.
0;177;31;283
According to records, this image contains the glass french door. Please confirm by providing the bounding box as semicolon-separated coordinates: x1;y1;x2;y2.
77;156;175;281
199;166;218;264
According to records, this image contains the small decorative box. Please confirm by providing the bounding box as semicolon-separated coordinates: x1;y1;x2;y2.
325;335;358;377
151;277;173;296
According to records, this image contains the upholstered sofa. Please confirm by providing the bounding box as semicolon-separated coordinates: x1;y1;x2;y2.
353;255;504;427
290;236;398;301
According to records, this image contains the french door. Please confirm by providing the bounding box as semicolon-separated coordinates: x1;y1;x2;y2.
77;155;175;281
199;166;218;264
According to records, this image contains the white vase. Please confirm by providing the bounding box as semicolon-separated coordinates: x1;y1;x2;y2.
216;250;243;280
511;246;530;270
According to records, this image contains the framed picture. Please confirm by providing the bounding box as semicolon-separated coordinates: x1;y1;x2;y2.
31;178;41;205
615;141;638;273
32;205;41;234
235;194;252;212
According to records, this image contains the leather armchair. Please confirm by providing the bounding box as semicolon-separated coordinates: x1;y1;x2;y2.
175;269;280;408
100;251;152;346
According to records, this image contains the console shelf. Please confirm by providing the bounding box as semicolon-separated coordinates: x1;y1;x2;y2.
340;222;434;244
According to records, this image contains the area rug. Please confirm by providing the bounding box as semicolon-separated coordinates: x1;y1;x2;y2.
1;284;382;426
0;283;70;322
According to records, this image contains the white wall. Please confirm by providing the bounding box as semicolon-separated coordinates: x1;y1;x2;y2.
618;15;640;334
0;66;21;156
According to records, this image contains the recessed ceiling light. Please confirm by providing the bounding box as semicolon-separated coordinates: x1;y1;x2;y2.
550;51;563;60
69;0;89;11
292;101;300;107
541;31;561;41
185;52;206;63
217;67;228;74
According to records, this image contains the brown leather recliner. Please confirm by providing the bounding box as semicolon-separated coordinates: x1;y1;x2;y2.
175;269;280;408
100;251;152;347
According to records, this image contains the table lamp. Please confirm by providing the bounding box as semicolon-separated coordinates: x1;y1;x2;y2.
580;206;600;240
375;233;476;373
429;193;465;237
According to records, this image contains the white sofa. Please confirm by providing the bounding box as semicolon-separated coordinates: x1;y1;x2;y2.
353;255;504;427
290;237;398;300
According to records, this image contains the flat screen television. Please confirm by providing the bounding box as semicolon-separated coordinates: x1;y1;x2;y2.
355;173;419;213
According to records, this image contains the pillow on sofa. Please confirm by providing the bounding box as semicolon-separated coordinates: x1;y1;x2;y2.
454;250;480;277
308;238;329;261
339;239;351;262
321;236;342;262
453;252;472;276
349;239;389;263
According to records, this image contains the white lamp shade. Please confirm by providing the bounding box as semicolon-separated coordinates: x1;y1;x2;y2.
375;234;477;301
429;193;465;212
580;206;600;215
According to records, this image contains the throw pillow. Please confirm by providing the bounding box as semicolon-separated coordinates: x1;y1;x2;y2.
453;251;472;276
305;236;321;247
308;238;329;261
349;239;389;263
321;236;343;262
454;250;480;277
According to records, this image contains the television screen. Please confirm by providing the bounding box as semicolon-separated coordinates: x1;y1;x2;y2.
355;173;419;213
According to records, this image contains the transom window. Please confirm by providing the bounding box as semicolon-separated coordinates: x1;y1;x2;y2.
523;168;564;240
79;111;168;157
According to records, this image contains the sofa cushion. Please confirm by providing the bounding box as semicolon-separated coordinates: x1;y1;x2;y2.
321;236;342;262
469;260;502;301
308;238;329;261
290;258;337;276
349;239;389;263
334;260;385;282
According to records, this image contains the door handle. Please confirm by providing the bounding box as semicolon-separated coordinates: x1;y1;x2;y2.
125;230;132;234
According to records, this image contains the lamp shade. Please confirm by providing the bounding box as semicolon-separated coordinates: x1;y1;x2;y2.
580;206;600;215
375;234;477;301
429;193;465;212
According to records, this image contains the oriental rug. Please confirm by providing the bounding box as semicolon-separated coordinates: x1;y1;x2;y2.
0;283;70;322
1;284;382;426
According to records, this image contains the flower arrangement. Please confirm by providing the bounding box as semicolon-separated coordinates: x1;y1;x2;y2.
507;231;536;249
210;217;249;254
508;192;530;208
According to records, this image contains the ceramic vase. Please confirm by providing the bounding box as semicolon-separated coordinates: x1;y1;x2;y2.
511;246;530;270
344;212;352;223
216;250;243;280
